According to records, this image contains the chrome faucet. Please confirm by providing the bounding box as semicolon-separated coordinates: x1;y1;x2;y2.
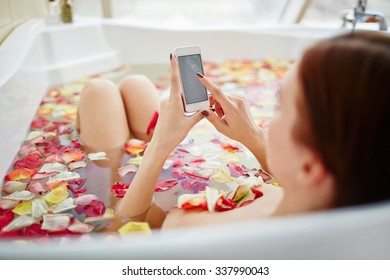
341;0;387;31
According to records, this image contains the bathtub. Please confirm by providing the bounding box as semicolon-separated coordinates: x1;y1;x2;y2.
0;17;389;259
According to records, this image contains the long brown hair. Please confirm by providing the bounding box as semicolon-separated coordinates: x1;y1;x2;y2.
296;31;390;207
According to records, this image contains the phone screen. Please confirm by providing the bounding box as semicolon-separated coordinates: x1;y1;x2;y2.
178;54;208;104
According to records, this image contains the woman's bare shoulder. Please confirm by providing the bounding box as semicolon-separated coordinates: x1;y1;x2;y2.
162;183;283;229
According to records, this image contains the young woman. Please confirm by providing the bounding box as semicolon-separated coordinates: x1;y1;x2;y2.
78;31;390;228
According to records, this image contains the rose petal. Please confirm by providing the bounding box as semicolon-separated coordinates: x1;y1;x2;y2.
182;166;210;180
2;181;27;194
236;176;264;188
215;196;236;212
75;200;106;217
47;171;80;184
205;187;220;213
2;215;35;232
171;168;186;180
0;199;20;210
12;200;32;215
87;152;109;161
25;130;44;142
227;163;250;178
231;185;256;207
46;180;68;190
27;182;48;195
5;168;36;181
41;214;72;231
13;156;42;169
220;153;240;163
178;194;208;211
62;150;85;163
181;179;208;193
155;179;179;192
0;209;15;231
221;142;241;152
68;160;87;170
211;168;234;183
39;163;67;173
188;147;202;157
163;159;173;170
127;156;143;165
84;208;115;223
111;182;130;198
31;116;50;129
44;186;69;205
117;164;137;177
44;154;64;163
24;223;48;237
251;187;264;199
49;198;75;214
73;194;99;205
124;139;146;155
118;222;151;236
67;219;94;233
32;198;49;219
253;169;272;182
31;172;57;180
4;190;35;201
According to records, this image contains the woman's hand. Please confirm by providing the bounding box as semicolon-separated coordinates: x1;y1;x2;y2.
198;74;260;145
198;74;269;171
151;54;204;154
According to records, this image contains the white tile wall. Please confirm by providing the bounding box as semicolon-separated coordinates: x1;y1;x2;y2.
0;0;46;44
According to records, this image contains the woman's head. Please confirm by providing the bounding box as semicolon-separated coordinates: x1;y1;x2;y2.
267;31;390;210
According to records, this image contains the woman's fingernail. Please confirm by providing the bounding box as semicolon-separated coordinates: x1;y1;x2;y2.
201;110;209;116
197;72;204;78
170;53;172;60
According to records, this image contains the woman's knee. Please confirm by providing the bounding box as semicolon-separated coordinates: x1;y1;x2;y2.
81;79;118;100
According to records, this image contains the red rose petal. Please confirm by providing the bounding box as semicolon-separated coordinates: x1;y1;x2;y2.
155;179;178;192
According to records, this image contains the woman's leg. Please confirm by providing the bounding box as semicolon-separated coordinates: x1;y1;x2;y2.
78;79;130;149
119;75;161;142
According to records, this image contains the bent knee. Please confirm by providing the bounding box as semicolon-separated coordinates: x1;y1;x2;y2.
119;75;153;92
81;79;118;99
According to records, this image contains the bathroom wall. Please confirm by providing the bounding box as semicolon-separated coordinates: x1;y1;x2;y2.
0;0;46;44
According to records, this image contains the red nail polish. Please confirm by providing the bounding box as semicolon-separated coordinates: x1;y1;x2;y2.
170;53;172;60
201;110;209;116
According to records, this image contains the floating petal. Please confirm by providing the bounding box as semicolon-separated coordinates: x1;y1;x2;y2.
32;198;49;219
2;215;35;232
46;180;68;190
27;182;48;195
171;168;186;180
44;154;64;163
221;142;241;153
205;187;220;213
199;161;223;169
155;179;178;192
227;163;250;178
12;200;32;215
87;152;109;161
163;159;173;170
0;199;20;210
62;150;85;163
178;194;207;210
253;169;272;182
2;181;27;194
13;156;42;169
118;222;151;236
25;130;43;142
74;194;99;205
111;182;130;198
188;147;202;157
220;153;240;163
181;179;208;193
4;190;35;201
39;163;67;173
182;166;210;180
5;168;36;181
47;171;80;184
127;156;143;165
44;186;69;205
50;198;76;213
0;209;14;231
211;168;234;183
31;172;56;180
68;160;87;170
75;200;106;217
84;208;115;223
231;185;256;207
215;196;236;212
41;214;72;231
124;139;146;155
117;164;137;177
24;223;48;237
236;176;263;188
68;219;94;233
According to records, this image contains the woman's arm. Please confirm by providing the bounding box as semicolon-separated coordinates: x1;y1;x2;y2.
115;55;204;218
198;75;269;171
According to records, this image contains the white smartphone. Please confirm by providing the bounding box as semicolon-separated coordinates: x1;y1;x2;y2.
174;45;209;113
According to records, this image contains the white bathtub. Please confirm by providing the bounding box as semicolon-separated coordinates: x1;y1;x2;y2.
0;17;389;259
